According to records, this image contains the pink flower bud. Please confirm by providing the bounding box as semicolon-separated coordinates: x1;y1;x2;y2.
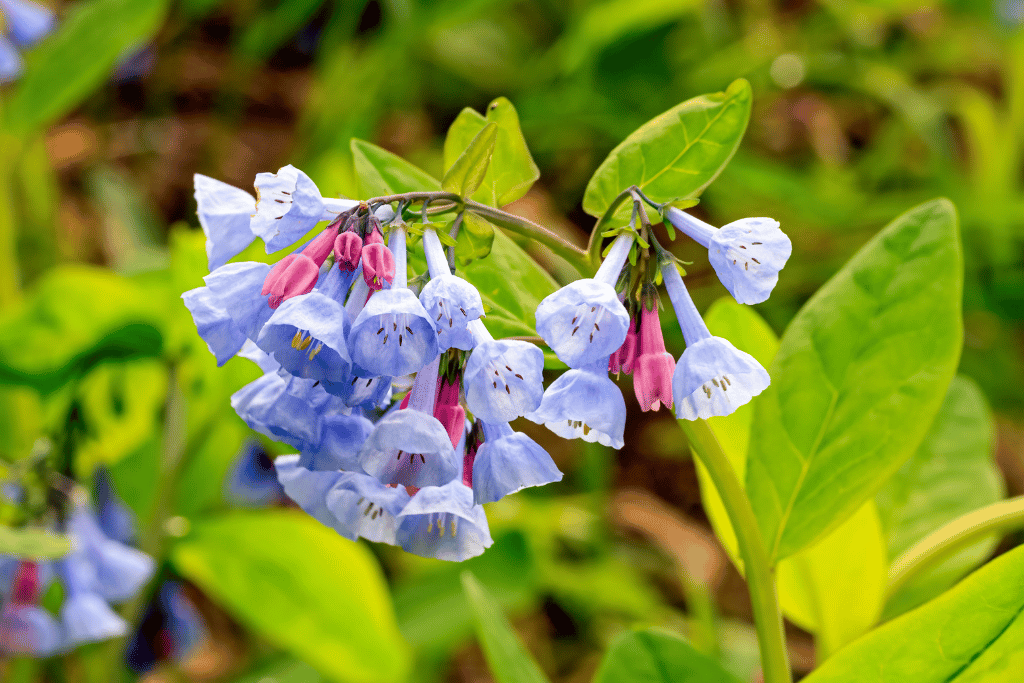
434;375;465;449
362;243;395;291
261;253;320;309
333;231;363;270
304;228;337;266
633;305;674;412
11;562;40;604
609;315;638;374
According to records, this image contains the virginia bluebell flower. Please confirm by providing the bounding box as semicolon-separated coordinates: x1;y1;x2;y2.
396;481;493;562
535;233;633;367
54;556;127;648
193;174;257;270
95;467;137;545
127;581;206;674
0;561;61;656
224;441;286;508
250;165;357;252
299;411;375;472
348;226;439;377
419;228;484;351
665;208;791;305
471;421;562;504
526;356;627;449
231;371;341;452
609;312;638;375
181;286;248;365
633;301;675;412
0;0;54;84
257;292;351;383
200;261;274;341
275;455;350;535
67;504;154;604
463;320;544;424
324;471;411;544
661;261;770;419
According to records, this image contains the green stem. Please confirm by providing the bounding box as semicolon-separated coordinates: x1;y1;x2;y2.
465;200;591;272
887;495;1024;599
679;419;791;683
586;187;635;268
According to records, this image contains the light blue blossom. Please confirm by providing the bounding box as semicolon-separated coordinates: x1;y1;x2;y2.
463;321;544;424
665;208;791;305
396;481;493;562
202;261;274;341
0;0;54;84
231;371;340;452
298;411;374;472
526;356;626;449
95;467;136;545
419;228;484;350
324;472;411;544
257;292;351;383
0;603;62;656
67;505;154;604
250;165;357;252
535;233;633;367
181;286;248;365
224;441;285;508
661;260;769;419
194;174;257;270
357;409;458;488
274;455;349;535
54;557;127;648
471;421;562;504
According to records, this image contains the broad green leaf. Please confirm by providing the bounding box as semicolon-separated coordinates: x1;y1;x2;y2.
582;79;751;222
455;212;497;265
350;139;441;198
801;543;1024;683
172;510;410;683
459;229;558;338
461;571;551;683
0;266;164;393
746;199;963;562
3;0;171;134
231;657;324;683
696;299;887;658
876;375;1005;618
0;526;71;559
442;98;540;206
594;627;740;683
442;123;497;199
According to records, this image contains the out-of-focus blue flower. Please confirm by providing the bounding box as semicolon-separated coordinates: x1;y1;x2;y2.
257;292;351;383
54;557;127;648
471;421;561;504
67;505;154;604
357;409;458;488
224;441;286;508
127;580;206;673
396;481;492;562
299;411;374;472
419;228;483;351
463;321;544;424
665;208;791;305
250;165;357;252
661;260;769;419
535;234;633;367
194;174;258;271
0;0;54;84
0;561;62;657
526;356;626;449
95;467;136;545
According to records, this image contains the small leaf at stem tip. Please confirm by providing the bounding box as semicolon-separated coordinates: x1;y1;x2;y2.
0;526;73;559
442;123;498;199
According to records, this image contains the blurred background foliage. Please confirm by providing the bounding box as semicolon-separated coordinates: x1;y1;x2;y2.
1;0;1023;681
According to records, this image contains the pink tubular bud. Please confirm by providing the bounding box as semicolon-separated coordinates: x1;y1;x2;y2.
261;253;320;309
633;304;675;412
364;226;385;245
333;231;363;271
304;228;337;266
434;375;465;449
609;315;638;374
362;243;395;291
11;562;40;604
463;439;478;488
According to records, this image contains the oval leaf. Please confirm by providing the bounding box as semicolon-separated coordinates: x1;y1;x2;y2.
594;627;740;683
172;510;411;683
350;139;441;197
0;527;71;559
582;79;751;220
442;122;497;199
746;199;963;562
801;543;1024;683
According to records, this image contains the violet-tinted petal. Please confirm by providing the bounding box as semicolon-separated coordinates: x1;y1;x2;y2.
526;357;626;449
463;338;544;423
396;481;492;562
193;174;257;270
357;409;458;488
535;279;630;368
472;422;562;504
673;336;769;420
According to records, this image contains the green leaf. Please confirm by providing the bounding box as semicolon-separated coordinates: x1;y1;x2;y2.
0;526;71;559
3;0;171;134
455;213;497;265
876;375;1005;619
801;543;1024;683
443;98;540;206
172;510;410;683
350;139;441;198
594;627;740;683
746;199;963;562
442;122;498;199
459;229;558;338
235;0;327;62
461;571;551;683
582;79;751;222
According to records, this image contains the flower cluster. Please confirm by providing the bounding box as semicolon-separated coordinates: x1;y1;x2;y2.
184;167;562;561
0;0;54;84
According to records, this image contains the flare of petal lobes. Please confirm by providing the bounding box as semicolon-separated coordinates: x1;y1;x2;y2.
396;481;493;562
334;231;363;270
256;292;351;382
609;315;638;374
526;358;626;450
357;409;459;488
361;243;396;290
231;372;340;452
472;422;562;505
67;506;155;604
707;218;792;305
250;165;340;252
419;275;485;351
61;593;127;647
0;0;55;46
298;411;375;472
535;279;630;368
633;352;676;412
463;339;544;424
224;442;285;508
324;471;411;545
182;286;248;365
261;254;320;309
202;261;274;341
0;604;62;656
322;369;393;410
0;35;23;84
673;336;770;420
348;289;439;377
237;339;281;374
275;455;350;536
193;174;258;271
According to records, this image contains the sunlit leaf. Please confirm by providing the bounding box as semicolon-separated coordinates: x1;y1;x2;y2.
594;627;740;683
442;123;497;199
0;526;71;559
350;138;441;198
455;212;497;265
